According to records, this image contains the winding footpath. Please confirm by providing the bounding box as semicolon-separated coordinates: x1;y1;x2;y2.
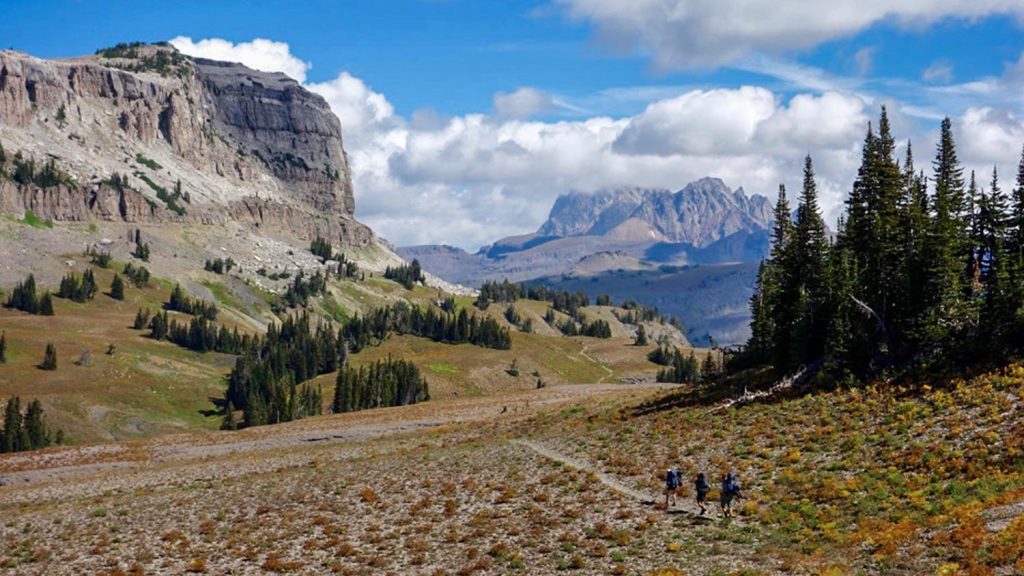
512;438;713;519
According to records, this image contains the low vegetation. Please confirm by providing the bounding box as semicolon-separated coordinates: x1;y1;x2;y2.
96;42;190;77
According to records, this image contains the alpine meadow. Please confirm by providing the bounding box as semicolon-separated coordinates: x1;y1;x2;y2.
2;2;1024;575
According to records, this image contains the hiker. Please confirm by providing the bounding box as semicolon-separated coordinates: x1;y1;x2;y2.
694;472;710;516
664;467;681;508
720;471;742;518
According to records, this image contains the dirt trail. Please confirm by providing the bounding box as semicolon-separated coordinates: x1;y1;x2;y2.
579;345;614;384
512;438;710;518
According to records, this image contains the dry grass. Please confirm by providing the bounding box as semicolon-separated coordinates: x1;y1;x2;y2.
4;366;1023;574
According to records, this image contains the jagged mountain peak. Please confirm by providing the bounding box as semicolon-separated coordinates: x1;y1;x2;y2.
537;178;772;247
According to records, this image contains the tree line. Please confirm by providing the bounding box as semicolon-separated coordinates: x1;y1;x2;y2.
222;314;340;428
2;397;59;453
57;269;98;302
746;108;1024;381
651;346;722;384
310;236;359;279
167;284;218;320
342;301;512;352
276;270;329;310
204;257;236;275
384;260;425;290
4;274;54;316
475;280;590;314
332;357;429;413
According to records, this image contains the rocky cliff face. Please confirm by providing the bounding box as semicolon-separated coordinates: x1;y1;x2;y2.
538;178;772;247
0;44;370;246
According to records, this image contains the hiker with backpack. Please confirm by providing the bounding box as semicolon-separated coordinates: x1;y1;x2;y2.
720;471;742;518
694;472;710;516
664;467;681;509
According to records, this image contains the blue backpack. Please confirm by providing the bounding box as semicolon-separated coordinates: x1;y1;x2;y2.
725;478;740;496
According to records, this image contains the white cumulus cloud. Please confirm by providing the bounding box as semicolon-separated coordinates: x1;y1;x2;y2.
493;87;555;119
167;36;1024;250
169;36;312;83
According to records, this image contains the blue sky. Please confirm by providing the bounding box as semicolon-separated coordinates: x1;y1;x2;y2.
5;0;1021;119
5;1;1024;248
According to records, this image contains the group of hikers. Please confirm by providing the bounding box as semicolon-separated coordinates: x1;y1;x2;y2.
663;468;742;517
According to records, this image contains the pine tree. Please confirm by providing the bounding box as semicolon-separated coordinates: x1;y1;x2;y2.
221;401;238;431
40;343;58;371
39;292;54;316
634;324;648;346
896;142;930;353
23;400;48;450
1;397;22;453
786;155;830;367
923;117;969;352
978;167;1013;352
868;108;905;348
1010;146;1024;340
110;274;125;300
749;184;794;367
748;260;774;361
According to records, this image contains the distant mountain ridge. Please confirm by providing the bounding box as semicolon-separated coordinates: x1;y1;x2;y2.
537;178;772;247
399;177;774;345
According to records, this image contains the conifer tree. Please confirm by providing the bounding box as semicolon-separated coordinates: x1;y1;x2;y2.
1010;146;1024;339
896;142;930;352
786;155;830;367
634;324;648;346
40;343;58;371
868;108;905;344
23;400;48;450
1;397;22;453
748;184;793;367
978;167;1013;351
923;117;969;350
221;401;238;430
39;292;54;316
110;274;125;301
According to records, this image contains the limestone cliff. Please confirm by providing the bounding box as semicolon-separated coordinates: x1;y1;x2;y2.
0;43;371;246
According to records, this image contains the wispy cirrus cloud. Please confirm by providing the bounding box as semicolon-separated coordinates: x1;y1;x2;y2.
552;0;1024;71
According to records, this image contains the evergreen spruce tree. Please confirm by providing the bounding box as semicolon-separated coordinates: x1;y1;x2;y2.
868;109;905;349
40;343;58;371
748;260;774;361
896;142;931;353
1010;146;1024;339
39;292;54;316
824;235;856;376
23;400;48;450
110;274;125;301
757;184;794;368
787;155;830;367
1;397;22;453
923;117;969;353
978;167;1013;352
634;324;648;346
221;401;238;431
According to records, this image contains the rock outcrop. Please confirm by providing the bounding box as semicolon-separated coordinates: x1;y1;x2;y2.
0;44;370;246
538;178;772;247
